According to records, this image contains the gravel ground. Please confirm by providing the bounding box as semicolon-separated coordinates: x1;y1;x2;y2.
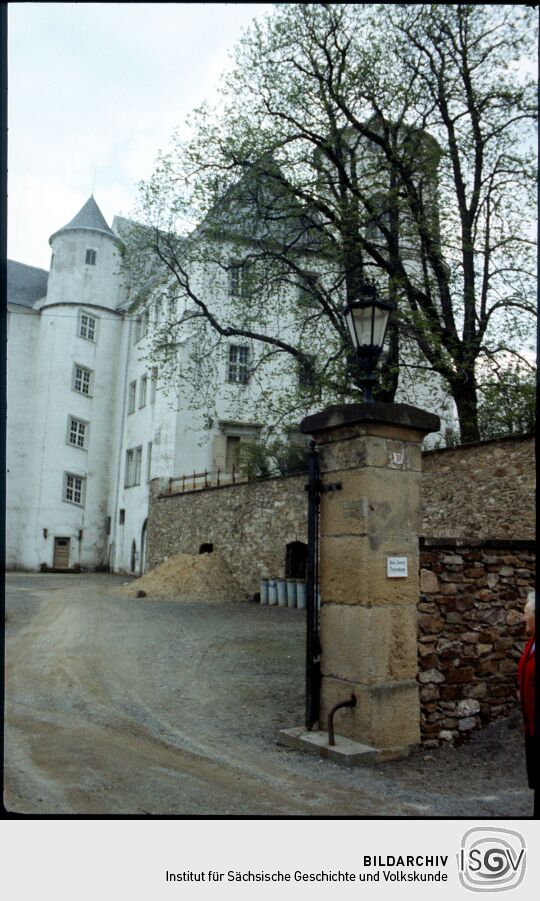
3;572;533;817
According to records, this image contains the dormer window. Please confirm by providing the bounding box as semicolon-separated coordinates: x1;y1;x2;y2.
85;249;97;265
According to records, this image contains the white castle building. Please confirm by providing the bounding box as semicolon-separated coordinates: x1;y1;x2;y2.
7;195;456;574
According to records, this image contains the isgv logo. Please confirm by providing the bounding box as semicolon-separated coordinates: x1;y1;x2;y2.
458;828;526;892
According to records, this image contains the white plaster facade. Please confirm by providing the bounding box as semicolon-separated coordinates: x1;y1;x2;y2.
7;202;126;571
7;195;456;573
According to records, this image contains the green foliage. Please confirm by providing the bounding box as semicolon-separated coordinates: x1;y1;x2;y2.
238;440;273;480
478;363;536;440
272;440;309;476
126;4;537;445
238;437;308;480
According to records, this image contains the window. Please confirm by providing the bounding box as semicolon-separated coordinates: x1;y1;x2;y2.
68;416;88;449
229;260;252;298
147;441;153;483
128;381;136;414
63;472;85;506
230;263;241;297
227;345;249;384
119;509;125;524
365;195;391;241
141;309;149;338
154;298;162;326
79;311;96;341
125;446;142;487
125;450;134;487
106;516;111;535
150;367;158;403
298;272;319;308
139;375;148;408
132;309;150;342
167;295;176;321
134;446;142;485
135;309;149;342
85;249;97;265
298;355;316;388
366;218;385;241
73;365;93;396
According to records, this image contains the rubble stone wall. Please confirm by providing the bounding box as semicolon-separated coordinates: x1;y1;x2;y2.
418;539;535;744
148;474;308;595
149;436;535;584
421;434;534;539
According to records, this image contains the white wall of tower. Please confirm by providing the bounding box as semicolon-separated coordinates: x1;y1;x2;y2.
8;218;127;570
47;228;125;312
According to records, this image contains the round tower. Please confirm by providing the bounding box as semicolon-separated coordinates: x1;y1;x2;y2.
24;197;127;571
46;195;125;312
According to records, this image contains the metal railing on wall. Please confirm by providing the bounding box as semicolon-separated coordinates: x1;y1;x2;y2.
163;465;248;496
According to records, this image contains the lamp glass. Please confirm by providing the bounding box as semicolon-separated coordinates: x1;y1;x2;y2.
370;303;391;348
345;301;390;350
344;305;360;347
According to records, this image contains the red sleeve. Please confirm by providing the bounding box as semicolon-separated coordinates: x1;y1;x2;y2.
518;638;535;736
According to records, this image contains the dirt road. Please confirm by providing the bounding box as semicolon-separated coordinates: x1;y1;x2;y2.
4;573;532;816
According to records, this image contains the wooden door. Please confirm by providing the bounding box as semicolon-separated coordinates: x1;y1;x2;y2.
53;537;70;569
225;436;241;472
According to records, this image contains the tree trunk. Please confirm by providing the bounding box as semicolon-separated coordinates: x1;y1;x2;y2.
452;376;481;443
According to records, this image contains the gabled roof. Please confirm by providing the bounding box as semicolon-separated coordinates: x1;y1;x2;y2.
7;260;49;308
112;215;182;307
112;214;137;241
197;156;326;256
49;195;119;244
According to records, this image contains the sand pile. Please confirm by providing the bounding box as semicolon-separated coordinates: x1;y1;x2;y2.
124;551;248;602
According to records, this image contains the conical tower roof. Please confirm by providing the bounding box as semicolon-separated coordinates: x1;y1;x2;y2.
49;195;120;244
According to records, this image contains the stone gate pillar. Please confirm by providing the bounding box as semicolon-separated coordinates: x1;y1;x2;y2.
301;402;439;759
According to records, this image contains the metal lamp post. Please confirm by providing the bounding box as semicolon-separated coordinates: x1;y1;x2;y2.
343;283;395;402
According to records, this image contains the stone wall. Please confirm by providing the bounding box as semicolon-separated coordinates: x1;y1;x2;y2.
421;434;535;539
148;435;535;745
148;474;307;595
418;539;535;744
149;436;535;589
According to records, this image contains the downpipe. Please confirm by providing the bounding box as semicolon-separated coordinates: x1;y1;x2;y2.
327;694;356;746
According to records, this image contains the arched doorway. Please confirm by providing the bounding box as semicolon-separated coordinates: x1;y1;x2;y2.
140;520;148;575
131;539;138;574
285;541;307;579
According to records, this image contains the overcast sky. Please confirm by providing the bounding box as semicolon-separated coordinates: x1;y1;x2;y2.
8;3;273;269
